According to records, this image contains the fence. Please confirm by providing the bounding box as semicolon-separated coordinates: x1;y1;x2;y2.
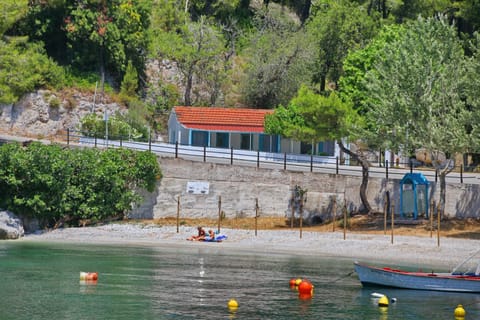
58;129;478;185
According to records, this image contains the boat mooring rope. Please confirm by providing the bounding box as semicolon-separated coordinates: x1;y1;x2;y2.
327;271;355;283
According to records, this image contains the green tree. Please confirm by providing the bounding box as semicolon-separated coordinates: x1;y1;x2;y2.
391;0;451;23
186;0;252;23
453;0;480;34
153;16;227;106
265;85;373;213
0;41;64;104
241;6;314;108
307;0;380;92
0;0;28;36
63;0;150;91
466;33;480;155
339;24;404;114
364;15;472;216
120;60;139;99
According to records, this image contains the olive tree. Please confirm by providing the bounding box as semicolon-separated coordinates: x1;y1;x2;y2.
364;15;473;215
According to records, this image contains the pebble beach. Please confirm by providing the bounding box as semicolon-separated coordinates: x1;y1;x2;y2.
22;223;480;271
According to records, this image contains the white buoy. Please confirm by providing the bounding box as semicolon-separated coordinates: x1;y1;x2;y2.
371;292;385;298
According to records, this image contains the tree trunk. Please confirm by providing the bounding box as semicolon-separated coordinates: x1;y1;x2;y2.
300;0;312;25
439;171;446;219
184;65;194;106
319;74;326;92
437;158;454;219
337;140;372;214
99;44;106;97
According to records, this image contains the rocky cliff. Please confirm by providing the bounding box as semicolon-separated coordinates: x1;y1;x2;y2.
0;89;125;139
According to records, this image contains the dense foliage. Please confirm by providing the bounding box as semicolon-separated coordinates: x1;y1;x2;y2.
0;142;161;227
2;0;480;111
0;40;64;104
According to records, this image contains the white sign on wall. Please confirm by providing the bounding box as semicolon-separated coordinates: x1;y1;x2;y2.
186;181;210;194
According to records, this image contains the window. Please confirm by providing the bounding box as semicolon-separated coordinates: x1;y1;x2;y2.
191;131;208;146
240;134;251;150
215;132;229;148
259;134;277;152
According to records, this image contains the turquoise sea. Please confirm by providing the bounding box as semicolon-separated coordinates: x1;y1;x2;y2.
1;241;479;319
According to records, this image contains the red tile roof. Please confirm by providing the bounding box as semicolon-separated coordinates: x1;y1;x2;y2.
173;106;274;133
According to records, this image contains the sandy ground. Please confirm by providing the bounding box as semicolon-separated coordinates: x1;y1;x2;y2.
22;218;480;272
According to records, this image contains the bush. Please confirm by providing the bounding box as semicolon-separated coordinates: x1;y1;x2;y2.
0;40;65;104
0;142;161;228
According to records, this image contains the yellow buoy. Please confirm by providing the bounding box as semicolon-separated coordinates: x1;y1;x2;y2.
454;304;466;318
295;278;302;286
228;299;239;310
378;295;389;307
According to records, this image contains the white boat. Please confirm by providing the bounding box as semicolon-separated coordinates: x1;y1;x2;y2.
354;251;480;293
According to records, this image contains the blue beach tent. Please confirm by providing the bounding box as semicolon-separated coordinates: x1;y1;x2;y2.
400;173;430;219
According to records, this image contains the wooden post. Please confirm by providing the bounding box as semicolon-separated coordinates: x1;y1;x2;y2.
255;198;259;237
437;202;441;247
299;197;303;239
333;196;337;232
391;201;395;244
290;196;295;228
218;196;222;234
176;196;180;233
383;194;387;235
430;200;435;238
148;130;151;152
460;164;463;184
343;202;347;240
385;160;389;179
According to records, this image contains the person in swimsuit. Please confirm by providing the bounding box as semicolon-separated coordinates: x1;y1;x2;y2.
207;229;215;240
187;226;206;241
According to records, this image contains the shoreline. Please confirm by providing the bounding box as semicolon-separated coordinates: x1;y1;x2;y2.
21;223;480;270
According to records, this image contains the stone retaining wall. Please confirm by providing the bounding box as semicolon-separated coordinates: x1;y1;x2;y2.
135;158;480;222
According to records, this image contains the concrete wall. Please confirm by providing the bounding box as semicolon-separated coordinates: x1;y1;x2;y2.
139;158;480;222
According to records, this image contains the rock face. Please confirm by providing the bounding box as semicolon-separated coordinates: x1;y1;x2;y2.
0;89;124;139
0;210;24;240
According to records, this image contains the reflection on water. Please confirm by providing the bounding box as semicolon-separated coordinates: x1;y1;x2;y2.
0;241;479;319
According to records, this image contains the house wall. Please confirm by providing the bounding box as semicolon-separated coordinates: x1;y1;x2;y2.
167;112;190;145
131;157;480;222
169;113;340;156
280;137;302;154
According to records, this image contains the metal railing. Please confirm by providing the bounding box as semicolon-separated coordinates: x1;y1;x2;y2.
58;129;479;185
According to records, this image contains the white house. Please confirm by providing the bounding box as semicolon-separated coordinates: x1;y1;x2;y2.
168;106;340;157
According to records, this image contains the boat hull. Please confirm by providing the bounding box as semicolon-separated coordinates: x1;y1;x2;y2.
354;261;480;293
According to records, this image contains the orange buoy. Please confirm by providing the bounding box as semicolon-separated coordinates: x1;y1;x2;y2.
298;280;314;295
298;293;313;300
80;272;98;281
289;278;297;287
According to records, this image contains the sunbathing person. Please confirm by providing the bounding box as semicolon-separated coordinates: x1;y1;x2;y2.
205;229;215;241
187;227;206;241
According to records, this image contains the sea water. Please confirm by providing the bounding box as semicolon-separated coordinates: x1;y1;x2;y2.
0;241;479;320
